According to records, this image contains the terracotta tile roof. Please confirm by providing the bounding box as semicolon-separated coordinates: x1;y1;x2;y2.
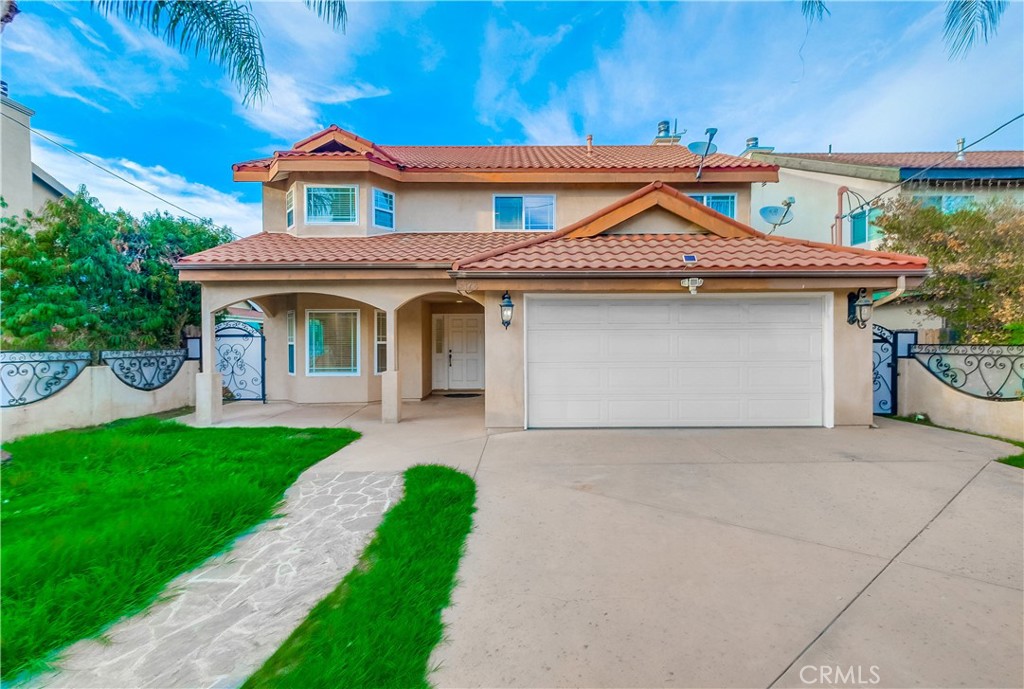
771;151;1024;169
232;126;777;174
177;232;536;267
452;234;929;274
374;145;769;171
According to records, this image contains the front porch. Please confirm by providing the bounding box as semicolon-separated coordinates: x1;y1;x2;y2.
192;282;498;427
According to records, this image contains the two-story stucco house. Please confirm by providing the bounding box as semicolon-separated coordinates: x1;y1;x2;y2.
178;125;928;431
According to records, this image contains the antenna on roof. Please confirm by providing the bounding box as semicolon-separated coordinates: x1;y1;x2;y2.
759;197;796;234
687;128;718;181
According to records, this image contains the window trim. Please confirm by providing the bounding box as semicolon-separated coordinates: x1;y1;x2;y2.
688;192;737;219
305;309;361;377
374;309;387;375
371;187;396;230
304;183;359;226
285;188;295;229
286;310;296;376
492;193;557;231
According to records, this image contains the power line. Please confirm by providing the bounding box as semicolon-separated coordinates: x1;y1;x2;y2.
1;111;243;239
846;112;1024;217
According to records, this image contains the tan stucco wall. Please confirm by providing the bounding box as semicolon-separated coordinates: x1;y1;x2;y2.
267;174;751;237
608;206;704;234
874;302;944;330
1;96;34;218
749;167;892;244
481;289;873;430
897;358;1024;441
0;362;198;440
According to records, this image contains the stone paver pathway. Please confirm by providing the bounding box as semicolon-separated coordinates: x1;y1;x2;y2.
32;471;402;689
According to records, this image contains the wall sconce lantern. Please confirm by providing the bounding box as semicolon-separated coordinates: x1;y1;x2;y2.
847;288;873;328
499;291;515;329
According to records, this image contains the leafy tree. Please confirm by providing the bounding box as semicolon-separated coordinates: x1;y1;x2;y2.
877;197;1024;344
0;0;347;105
802;0;1007;58
0;189;232;351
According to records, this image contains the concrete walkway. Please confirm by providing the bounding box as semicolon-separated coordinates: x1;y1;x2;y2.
33;468;402;689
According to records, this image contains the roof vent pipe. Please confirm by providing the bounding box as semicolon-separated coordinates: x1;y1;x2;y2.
586;134;593;155
746;136;759;149
956;137;966;161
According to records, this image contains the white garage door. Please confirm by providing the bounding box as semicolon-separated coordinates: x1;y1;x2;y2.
526;296;827;428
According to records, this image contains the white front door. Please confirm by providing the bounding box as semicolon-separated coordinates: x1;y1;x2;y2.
433;314;485;390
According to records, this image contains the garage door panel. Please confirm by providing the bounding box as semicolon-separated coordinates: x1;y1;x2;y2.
527;331;602;360
607;367;674;391
746;331;822;359
676;332;743;357
607;303;672;325
528;364;603;392
527;297;826;428
607;332;672;357
676;303;746;324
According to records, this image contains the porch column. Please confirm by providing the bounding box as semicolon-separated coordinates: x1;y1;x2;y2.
195;288;223;426
381;306;401;423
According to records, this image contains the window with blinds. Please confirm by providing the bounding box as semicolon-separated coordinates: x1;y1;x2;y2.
375;310;387;374
286;310;296;375
285;189;295;228
494;195;555;231
307;310;359;375
306;185;358;224
373;188;395;229
688;193;737;218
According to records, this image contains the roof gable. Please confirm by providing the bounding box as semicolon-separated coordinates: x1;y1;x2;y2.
291;125;399;164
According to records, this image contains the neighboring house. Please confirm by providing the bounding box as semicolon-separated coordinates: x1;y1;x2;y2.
223;300;265;330
0;83;72;218
178;125;928;430
743;140;1024;329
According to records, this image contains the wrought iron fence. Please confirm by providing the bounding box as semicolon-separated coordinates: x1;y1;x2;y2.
911;344;1024;400
101;349;187;392
0;351;93;408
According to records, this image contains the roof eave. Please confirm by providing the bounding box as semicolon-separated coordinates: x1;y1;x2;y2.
448;268;930;279
175;261;451;271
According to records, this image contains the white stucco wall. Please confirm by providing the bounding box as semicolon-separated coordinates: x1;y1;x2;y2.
1;362;198;441
897;358;1023;441
0;96;34;218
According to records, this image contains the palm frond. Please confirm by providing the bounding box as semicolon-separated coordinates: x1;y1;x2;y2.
92;1;268;105
304;0;346;32
800;1;831;23
944;0;1007;58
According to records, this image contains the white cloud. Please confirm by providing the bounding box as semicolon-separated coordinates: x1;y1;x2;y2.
474;19;574;142
477;2;1023;152
229;1;396;141
31;137;262;237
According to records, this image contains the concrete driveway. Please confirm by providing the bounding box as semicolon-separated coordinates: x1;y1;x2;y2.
183;399;1023;688
416;415;1023;689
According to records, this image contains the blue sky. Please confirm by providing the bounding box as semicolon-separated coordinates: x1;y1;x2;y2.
3;0;1022;235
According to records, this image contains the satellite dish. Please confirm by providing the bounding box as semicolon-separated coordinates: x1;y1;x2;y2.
759;206;794;226
687;141;718;156
687;128;719;180
759;197;796;233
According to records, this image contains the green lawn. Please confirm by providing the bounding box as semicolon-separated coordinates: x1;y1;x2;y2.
243;464;477;689
0;417;359;681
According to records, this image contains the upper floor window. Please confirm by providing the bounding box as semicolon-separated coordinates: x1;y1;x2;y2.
494;195;555;231
688;193;736;218
850;208;884;246
373;188;395;230
285;189;295;228
306;185;358;224
912;194;974;214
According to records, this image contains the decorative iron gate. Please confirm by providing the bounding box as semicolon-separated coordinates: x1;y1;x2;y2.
872;325;918;416
214;320;265;401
